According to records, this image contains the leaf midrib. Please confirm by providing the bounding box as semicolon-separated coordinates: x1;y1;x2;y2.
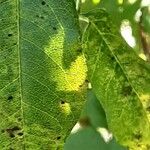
17;0;26;146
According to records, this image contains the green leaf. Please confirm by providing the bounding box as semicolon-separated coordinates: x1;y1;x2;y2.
64;90;127;150
0;0;87;149
64;126;127;150
83;9;150;149
64;127;108;150
80;89;107;128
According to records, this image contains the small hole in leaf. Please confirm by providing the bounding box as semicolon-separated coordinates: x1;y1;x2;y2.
12;126;20;131
13;43;17;45
18;132;23;136
41;1;46;5
134;133;142;140
53;27;57;30
1;129;5;133
36;14;39;18
85;79;89;83
6;126;20;138
110;56;115;61
60;100;65;104
7;95;13;101
77;48;82;53
8;33;13;37
57;136;61;140
10;134;15;138
18;118;22;121
40;16;44;19
79;117;91;127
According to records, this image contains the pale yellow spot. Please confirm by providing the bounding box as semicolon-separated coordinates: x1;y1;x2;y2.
45;28;87;92
92;0;101;5
139;53;147;61
139;94;150;108
140;94;150;101
118;0;123;5
128;0;137;4
45;29;64;66
60;102;71;115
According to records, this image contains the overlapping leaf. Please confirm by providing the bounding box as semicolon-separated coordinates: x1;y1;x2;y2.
64;90;127;150
0;0;87;149
83;9;150;149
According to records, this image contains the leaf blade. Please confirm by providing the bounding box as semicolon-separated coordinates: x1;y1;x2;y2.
0;0;87;149
83;9;150;149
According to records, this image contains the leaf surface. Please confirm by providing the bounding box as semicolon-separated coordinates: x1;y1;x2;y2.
64;90;127;150
80;89;107;128
83;9;150;149
0;0;87;149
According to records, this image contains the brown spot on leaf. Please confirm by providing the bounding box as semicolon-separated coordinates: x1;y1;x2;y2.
6;126;21;138
79;116;91;127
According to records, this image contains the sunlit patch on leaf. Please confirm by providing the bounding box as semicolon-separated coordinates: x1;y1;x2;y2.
140;94;150;102
118;0;123;5
140;94;150;109
128;0;137;4
92;0;101;5
139;53;147;61
96;127;113;143
45;29;87;92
